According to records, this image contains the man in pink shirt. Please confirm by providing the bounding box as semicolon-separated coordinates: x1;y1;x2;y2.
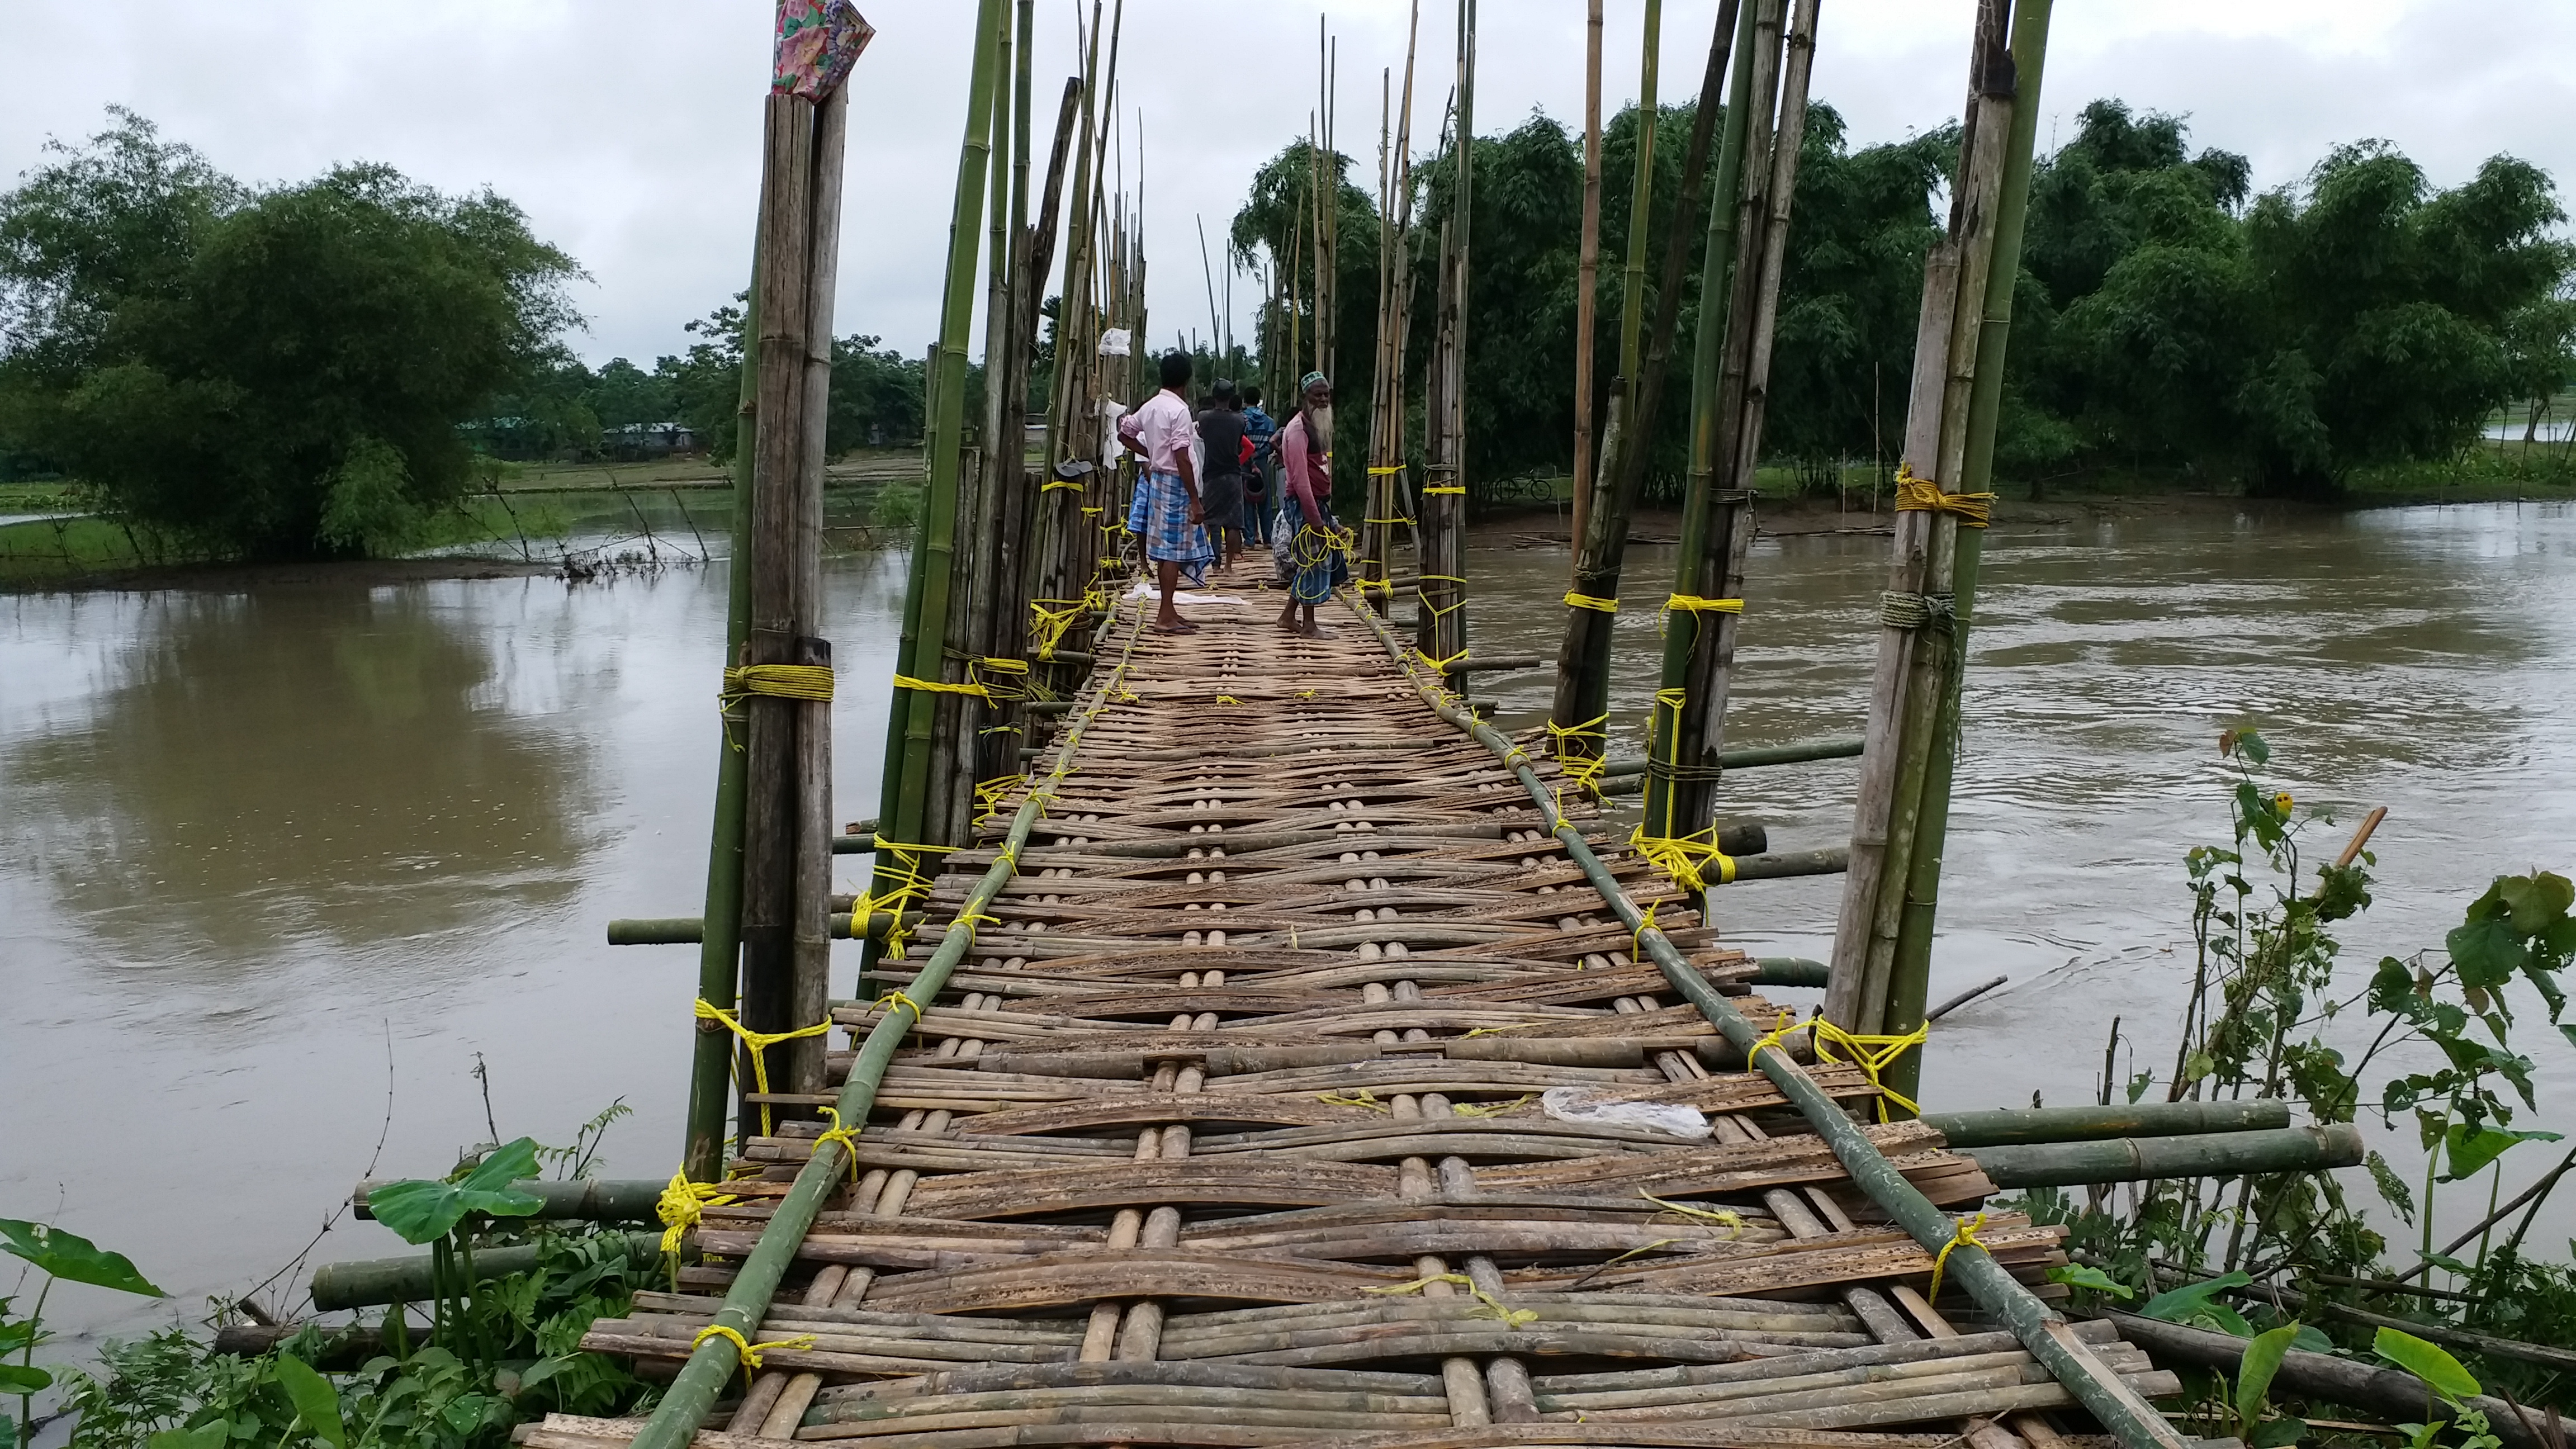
1119;350;1213;632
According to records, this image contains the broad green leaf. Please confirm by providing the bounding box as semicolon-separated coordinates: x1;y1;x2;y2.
146;1426;230;1449
2375;1326;2482;1404
2140;1270;2251;1326
2441;1124;2563;1182
2496;872;2573;935
273;1352;348;1449
2045;1265;2133;1300
2448;916;2527;990
2292;1325;2335;1354
0;1219;165;1296
366;1138;545;1244
2236;1323;2302;1428
0;1362;52;1393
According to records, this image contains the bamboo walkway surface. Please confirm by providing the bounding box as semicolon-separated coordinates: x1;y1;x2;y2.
543;589;2177;1448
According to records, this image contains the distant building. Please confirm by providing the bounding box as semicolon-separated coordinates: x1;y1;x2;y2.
604;422;702;459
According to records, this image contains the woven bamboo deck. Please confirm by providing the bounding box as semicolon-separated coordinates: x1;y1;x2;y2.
539;588;2177;1448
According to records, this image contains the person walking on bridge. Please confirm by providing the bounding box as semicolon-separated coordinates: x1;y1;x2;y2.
1240;385;1277;549
1197;379;1250;575
1119;349;1213;632
1276;372;1339;638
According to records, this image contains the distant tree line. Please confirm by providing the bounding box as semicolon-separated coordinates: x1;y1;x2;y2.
1235;98;2575;500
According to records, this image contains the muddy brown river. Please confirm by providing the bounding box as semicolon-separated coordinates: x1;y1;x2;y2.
6;498;2573;1346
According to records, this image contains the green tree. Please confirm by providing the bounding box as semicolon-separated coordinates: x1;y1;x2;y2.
0;110;580;556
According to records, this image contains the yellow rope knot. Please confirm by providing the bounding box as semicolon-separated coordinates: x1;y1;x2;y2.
692;1323;817;1376
1738;1011;1928;1120
1317;1089;1389;1113
1628;822;1737;892
1563;591;1620;614
1926;1211;1988;1301
693;1000;834;1137
1545;714;1611;818
1367;463;1407;475
974;774;1025;827
892;673;993;702
655;1172;739;1260
873;988;925;1022
808;1106;864;1183
1893;463;1994;527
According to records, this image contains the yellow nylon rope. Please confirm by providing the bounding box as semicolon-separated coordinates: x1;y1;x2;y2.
723;664;836;702
1563;591;1620;613
1740;1010;1929;1120
691;1324;817;1377
807;1106;864;1183
1926;1211;1990;1301
1893;463;1994;527
654;1172;738;1263
692;1001;834;1137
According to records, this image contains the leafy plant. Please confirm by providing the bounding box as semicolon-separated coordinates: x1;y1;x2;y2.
1;1219;165;1448
366;1140;544;1376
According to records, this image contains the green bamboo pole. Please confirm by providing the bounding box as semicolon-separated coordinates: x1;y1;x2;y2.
680;274;763;1182
1641;0;1768;844
1344;595;2186;1449
874;0;1003;879
1880;0;2052;1108
626;612;1146;1449
1551;0;1743;754
1614;1;1661;429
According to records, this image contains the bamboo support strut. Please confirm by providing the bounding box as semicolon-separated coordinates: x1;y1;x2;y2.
1342;594;2189;1449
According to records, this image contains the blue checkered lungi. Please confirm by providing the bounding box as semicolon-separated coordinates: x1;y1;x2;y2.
1126;469;1213;586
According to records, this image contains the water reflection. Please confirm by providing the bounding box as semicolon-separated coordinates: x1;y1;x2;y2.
8;586;595;975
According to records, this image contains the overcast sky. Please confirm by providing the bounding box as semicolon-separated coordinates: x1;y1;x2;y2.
7;1;2572;372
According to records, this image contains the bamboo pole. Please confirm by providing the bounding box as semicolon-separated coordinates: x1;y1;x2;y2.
1364;3;1424;610
1551;0;1742;755
1827;0;2037;1086
872;0;1003;914
1877;0;2052;1106
1415;0;1475;690
682;263;763;1181
1568;0;1605;567
1647;0;1817;849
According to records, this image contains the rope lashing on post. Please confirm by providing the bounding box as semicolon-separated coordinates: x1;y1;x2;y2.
1925;1211;1990;1301
1740;1010;1930;1121
1544;713;1612;816
867;837;959;960
692;1000;834;1138
654;1172;739;1278
1422;485;1465;496
973;774;1025;827
1626;688;1735;892
1892;463;1994;527
891;673;993;701
1367;464;1406;475
1414;572;1470;674
722;664;836;702
1562;591;1620;613
974;656;1030;699
690;1324;817;1379
1039;477;1085;493
1879;590;1955;631
1657;594;1744;637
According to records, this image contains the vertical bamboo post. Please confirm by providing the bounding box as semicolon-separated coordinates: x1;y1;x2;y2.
1416;0;1475;689
872;0;1002;908
1646;0;1806;850
1568;0;1604;565
1879;0;2051;1106
1827;0;2026;1066
1552;0;1744;757
1364;4;1423;610
682;268;761;1181
1549;0;1662;746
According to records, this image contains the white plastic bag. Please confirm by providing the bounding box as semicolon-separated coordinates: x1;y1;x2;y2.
1541;1086;1712;1140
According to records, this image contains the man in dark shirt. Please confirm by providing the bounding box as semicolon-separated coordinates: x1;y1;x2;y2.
1196;379;1250;574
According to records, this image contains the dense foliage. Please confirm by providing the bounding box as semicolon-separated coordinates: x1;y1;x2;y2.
1231;96;2575;499
0;111;581;557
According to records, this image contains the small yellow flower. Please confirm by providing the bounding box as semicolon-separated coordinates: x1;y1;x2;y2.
2272;791;2294;817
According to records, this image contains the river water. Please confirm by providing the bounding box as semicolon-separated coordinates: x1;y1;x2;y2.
6;499;2574;1347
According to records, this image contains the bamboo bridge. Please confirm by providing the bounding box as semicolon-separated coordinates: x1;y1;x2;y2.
519;592;2231;1449
464;0;2364;1445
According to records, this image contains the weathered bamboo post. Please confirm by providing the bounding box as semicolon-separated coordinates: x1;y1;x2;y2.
1876;0;2051;1106
1550;0;1663;751
1645;0;1816;856
736;7;869;1139
1362;4;1423;610
868;0;1003;935
1416;0;1475;689
1567;0;1605;562
1827;0;2041;1107
1551;0;1745;762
